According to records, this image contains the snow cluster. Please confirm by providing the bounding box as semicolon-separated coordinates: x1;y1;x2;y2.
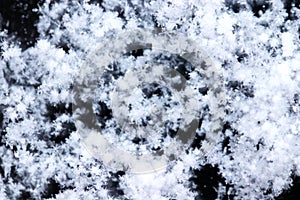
0;0;300;199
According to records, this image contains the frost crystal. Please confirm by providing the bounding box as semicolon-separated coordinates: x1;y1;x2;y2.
0;0;300;199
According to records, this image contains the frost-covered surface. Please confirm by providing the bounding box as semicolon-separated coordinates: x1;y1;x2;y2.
0;0;300;199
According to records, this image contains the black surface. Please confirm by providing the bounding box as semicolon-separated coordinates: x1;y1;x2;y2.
248;0;271;17
226;80;254;98
42;179;61;199
104;171;127;199
190;164;235;200
45;103;73;122
0;0;43;50
283;0;300;20
276;176;300;200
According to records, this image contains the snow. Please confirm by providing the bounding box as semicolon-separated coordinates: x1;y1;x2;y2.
281;32;296;57
0;0;300;199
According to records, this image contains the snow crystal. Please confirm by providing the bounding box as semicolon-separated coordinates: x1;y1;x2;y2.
1;0;300;199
